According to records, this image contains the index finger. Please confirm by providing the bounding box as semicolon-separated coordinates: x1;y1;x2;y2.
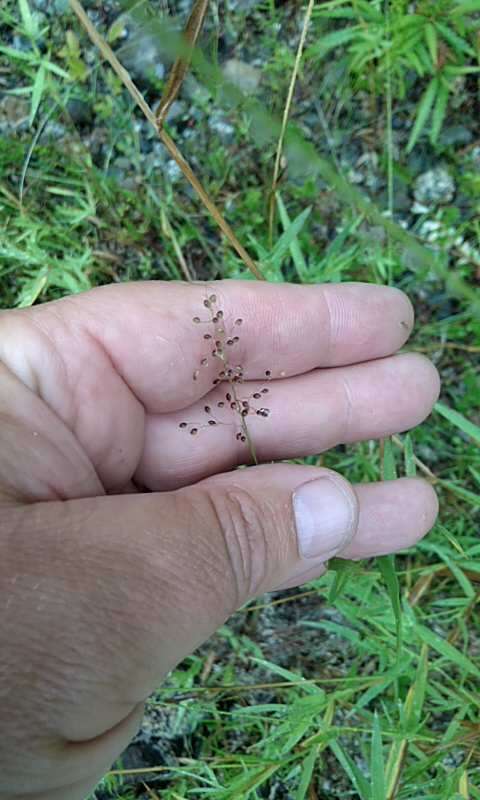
22;279;413;414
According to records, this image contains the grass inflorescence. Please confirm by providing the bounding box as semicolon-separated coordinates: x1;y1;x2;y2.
179;293;271;461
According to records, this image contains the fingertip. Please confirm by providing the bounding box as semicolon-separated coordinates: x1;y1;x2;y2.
341;477;439;560
406;477;439;539
394;352;441;426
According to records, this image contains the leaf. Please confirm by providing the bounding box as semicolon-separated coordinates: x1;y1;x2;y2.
459;770;469;798
436;21;475;56
371;714;386;800
17;269;48;307
451;1;480;13
378;555;402;656
216;764;280;798
329;740;371;800
415;623;480;680
307;26;361;59
294;747;317;800
277;194;308;280
437;523;466;555
404;645;429;732
435;401;480;446
403;434;417;477
268;207;311;270
250;657;322;694
328;559;357;603
29;63;46;126
407;77;438;153
382;438;397;480
18;0;38;39
430;78;450;144
440;480;480;507
425;22;438;67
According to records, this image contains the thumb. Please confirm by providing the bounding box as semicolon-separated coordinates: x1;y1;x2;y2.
193;463;358;597
1;464;357;796
4;465;442;800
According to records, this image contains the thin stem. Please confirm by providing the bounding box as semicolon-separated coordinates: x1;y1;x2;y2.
385;0;394;282
268;0;315;245
229;380;258;466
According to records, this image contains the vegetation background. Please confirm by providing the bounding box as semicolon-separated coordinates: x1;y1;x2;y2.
1;0;479;797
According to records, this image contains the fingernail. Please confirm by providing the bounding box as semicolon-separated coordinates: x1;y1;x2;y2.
293;477;355;560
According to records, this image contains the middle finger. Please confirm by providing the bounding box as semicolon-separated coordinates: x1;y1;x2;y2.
136;352;440;490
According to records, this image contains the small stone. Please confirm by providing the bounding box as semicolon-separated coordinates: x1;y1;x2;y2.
413;167;455;207
209;111;235;143
165;159;182;183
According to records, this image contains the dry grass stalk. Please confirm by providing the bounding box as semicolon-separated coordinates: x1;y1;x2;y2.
268;0;315;244
69;0;264;281
156;0;210;127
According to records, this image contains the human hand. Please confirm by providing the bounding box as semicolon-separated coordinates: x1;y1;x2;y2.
0;280;439;799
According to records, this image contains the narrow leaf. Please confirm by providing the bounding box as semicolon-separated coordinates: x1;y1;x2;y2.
329;740;371;800
435;401;480;446
440;480;480;507
404;645;429;732
378;555;402;656
436;21;474;56
29;63;46;126
451;1;480;13
404;434;417;477
307;26;361;59
407;77;438;153
18;0;37;38
430;79;450;144
425;23;438;67
277;194;308;279
328;559;356;603
382;438;397;480
294;747;317;800
269;206;311;269
371;714;386;800
415;623;480;679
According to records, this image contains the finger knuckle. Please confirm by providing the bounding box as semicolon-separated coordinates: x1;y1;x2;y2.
205;487;269;605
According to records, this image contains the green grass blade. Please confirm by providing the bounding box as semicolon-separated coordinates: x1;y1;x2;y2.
18;0;37;38
294;747;317;800
424;22;438;67
29;63;46;126
404;644;429;732
382;437;397;480
329;739;371;800
435;401;480;446
430;78;450;144
307;26;361;59
378;555;402;656
403;434;417;477
407;76;438;153
439;480;480;507
277;193;308;280
415;623;480;680
328;559;356;603
269;206;311;270
451;1;480;13
378;438;402;655
371;714;386;800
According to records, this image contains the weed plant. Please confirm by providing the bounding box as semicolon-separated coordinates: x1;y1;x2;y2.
0;0;479;797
